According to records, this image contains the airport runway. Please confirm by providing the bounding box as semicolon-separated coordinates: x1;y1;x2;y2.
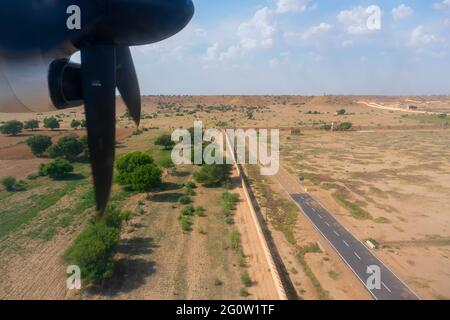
273;168;420;300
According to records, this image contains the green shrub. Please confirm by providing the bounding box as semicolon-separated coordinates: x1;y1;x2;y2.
43;117;60;130
116;152;154;186
64;207;124;282
181;205;195;216
230;231;241;251
70;119;81;130
336;122;353;131
2;176;17;191
178;195;191;205
194;164;231;187
39;158;74;180
26;135;52;157
180;215;192;232
129;164;162;194
24;119;39;131
241;272;252;287
48;136;84;161
155;134;175;150
336;109;346;115
0;120;23;136
195;206;206;217
240;288;250;297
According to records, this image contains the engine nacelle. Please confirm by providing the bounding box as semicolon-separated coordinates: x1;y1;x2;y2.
0;49;82;113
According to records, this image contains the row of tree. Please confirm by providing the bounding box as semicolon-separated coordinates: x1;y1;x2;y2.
0;118;86;136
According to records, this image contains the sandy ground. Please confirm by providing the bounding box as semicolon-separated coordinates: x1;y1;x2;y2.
231;168;280;299
281;130;450;300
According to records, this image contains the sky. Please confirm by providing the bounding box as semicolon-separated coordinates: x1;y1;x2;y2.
128;0;450;95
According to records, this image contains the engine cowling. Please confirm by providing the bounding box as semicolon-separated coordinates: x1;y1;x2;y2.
0;49;82;113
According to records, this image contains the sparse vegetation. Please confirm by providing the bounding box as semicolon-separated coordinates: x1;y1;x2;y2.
194;164;231;187
48;136;85;161
1;176;26;192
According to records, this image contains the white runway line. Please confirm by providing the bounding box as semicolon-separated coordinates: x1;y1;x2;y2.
382;282;392;293
318;214;323;219
325;221;331;227
354;252;361;260
343;240;350;247
333;230;340;237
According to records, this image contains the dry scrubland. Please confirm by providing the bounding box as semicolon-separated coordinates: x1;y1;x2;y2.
0;95;449;300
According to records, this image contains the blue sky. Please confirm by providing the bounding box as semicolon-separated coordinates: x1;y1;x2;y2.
129;0;450;95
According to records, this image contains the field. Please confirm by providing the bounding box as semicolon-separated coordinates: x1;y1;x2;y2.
0;95;449;300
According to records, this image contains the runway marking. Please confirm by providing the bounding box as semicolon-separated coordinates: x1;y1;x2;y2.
325;222;331;227
343;240;350;247
333;230;340;237
354;252;361;260
318;214;323;219
311;207;316;212
382;282;392;293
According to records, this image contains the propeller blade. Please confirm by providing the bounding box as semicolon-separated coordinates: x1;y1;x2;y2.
116;47;141;126
81;46;117;216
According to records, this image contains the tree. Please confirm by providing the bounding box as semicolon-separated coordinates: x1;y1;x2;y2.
194;164;231;187
80;119;87;128
24;119;39;131
26;135;52;157
1;176;26;192
1;176;17;191
0;120;23;136
336;122;353;131
71;119;81;130
48;135;83;161
336;109;346;115
129;164;162;196
115;152;154;186
155;134;175;150
43;117;60;130
39;158;74;179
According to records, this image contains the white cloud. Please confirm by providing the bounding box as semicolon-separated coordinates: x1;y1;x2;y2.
392;4;413;20
433;0;450;11
219;45;241;61
276;0;312;14
297;22;333;40
337;6;380;34
238;7;276;49
205;43;219;61
269;51;292;67
410;26;437;46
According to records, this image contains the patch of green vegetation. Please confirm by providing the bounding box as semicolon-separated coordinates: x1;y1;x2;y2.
241;272;252;287
328;270;340;280
0;180;81;240
403;114;449;125
374;217;391;224
222;192;240;225
296;243;331;300
64;206;126;283
332;191;372;220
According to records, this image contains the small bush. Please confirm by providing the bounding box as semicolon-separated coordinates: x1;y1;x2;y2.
178;195;191;205
1;176;26;192
240;288;250;297
39;158;74;180
155;134;175;150
336;109;346;115
180;215;192;232
195;206;206;217
336;122;353;131
241;272;252;287
194;164;231;187
181;205;195;216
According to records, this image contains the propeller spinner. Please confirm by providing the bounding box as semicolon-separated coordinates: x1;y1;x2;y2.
0;0;195;215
